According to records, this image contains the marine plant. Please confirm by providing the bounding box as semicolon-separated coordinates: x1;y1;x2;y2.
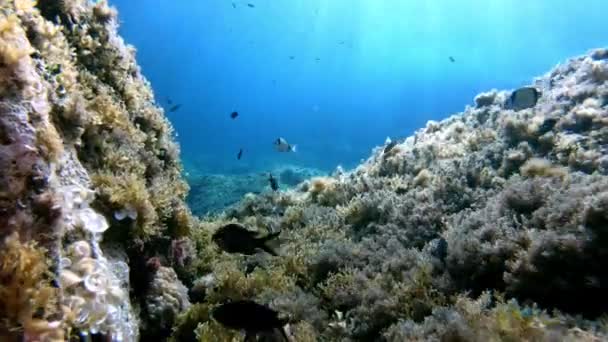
0;0;198;339
0;233;63;341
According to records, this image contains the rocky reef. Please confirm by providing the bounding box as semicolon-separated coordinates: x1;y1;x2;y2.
187;165;325;216
0;1;193;340
176;49;608;341
1;0;607;341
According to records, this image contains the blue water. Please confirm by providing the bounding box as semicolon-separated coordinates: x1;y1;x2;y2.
112;0;608;174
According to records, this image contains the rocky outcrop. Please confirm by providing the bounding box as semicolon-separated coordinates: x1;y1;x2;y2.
0;1;194;340
179;49;608;341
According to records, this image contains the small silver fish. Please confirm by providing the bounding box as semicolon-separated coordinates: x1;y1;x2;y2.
274;137;297;152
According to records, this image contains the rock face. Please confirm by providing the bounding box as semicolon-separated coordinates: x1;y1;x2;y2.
0;1;194;340
144;266;191;338
177;49;608;341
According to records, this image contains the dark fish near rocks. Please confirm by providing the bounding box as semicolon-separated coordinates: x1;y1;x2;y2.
268;173;279;191
505;87;541;111
212;300;290;342
212;223;279;256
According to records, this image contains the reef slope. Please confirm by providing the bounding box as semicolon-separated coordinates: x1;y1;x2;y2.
181;49;608;341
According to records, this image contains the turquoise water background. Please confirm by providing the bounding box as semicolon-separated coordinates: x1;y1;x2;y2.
112;0;608;175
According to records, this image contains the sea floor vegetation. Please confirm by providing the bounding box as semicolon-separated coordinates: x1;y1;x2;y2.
177;47;608;341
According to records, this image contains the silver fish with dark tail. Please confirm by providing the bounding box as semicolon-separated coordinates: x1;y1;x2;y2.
274;137;297;152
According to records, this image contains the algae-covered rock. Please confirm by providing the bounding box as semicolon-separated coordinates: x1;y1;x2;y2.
144;266;191;339
0;1;195;340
